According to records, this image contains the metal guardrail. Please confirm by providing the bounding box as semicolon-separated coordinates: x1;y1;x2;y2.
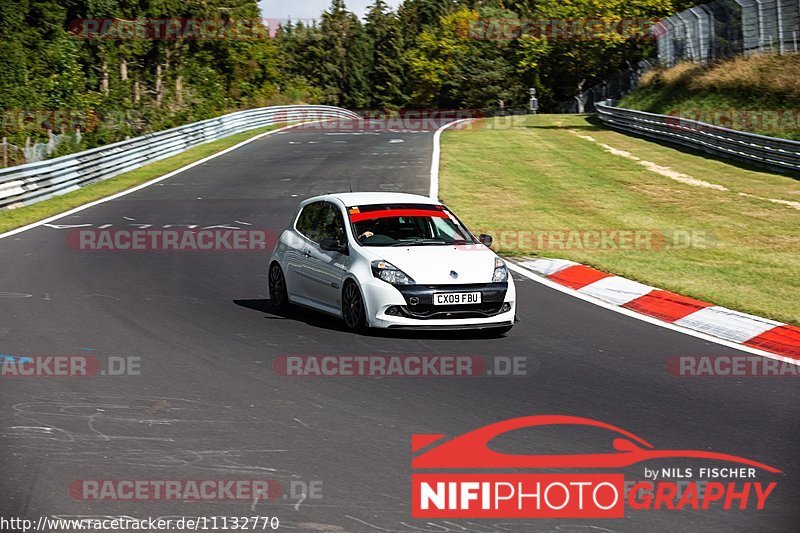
596;100;800;173
0;105;360;210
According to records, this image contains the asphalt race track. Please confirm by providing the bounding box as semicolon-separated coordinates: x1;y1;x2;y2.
0;119;797;532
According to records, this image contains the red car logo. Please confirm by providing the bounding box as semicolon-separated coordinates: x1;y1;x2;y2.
412;415;781;473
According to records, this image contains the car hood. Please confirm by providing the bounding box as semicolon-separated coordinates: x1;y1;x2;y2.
363;245;500;285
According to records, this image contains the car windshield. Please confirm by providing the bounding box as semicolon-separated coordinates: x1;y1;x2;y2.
348;204;478;247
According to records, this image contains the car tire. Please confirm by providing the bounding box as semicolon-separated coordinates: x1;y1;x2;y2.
269;262;290;311
341;280;367;332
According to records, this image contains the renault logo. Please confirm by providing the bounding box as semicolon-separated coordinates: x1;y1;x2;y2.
450;270;458;279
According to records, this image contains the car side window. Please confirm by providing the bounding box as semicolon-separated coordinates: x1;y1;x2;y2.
295;202;324;243
318;202;346;243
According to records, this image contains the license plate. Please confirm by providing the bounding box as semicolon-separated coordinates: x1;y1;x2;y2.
433;292;482;305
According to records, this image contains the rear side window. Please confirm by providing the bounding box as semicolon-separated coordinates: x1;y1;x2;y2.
295;202;324;242
318;203;346;242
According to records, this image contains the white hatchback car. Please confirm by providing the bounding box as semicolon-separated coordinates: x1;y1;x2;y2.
268;192;516;334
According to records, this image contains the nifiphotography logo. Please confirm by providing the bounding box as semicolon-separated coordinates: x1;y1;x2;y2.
411;415;781;519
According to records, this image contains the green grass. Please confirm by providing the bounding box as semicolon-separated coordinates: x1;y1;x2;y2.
621;55;800;140
440;114;800;325
0;124;283;235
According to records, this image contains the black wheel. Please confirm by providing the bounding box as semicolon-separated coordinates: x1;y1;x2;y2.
269;263;290;311
342;281;367;332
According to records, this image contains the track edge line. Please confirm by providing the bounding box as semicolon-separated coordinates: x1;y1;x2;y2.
508;260;800;366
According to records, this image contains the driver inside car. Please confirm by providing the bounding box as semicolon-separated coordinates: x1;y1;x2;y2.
357;218;389;242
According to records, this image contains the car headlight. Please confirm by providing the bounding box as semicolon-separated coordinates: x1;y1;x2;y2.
371;260;416;286
492;257;508;282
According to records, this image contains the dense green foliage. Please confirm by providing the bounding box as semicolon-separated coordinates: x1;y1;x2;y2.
278;0;694;111
0;0;693;161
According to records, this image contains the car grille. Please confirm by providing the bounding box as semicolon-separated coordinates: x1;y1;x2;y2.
398;303;506;320
394;283;508;320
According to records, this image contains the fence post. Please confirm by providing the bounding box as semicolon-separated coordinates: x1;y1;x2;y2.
756;0;765;54
2;137;7;168
709;4;718;60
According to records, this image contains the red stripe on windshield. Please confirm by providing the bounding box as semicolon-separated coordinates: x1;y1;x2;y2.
349;209;449;223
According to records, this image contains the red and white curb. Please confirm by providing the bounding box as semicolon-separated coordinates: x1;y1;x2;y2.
510;258;800;365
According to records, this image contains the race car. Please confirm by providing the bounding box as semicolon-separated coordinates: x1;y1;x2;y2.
268;192;516;333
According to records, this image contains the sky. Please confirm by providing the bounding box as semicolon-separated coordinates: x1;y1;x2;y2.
259;0;403;22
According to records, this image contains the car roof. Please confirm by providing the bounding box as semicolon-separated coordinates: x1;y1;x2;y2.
303;192;440;208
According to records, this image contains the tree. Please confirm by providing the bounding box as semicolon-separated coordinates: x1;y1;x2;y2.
405;7;524;110
399;0;457;36
0;0;701;160
516;0;688;109
365;0;407;109
0;0;290;154
318;0;371;108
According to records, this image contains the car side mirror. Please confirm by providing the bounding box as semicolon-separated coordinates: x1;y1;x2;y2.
320;237;348;254
479;234;493;247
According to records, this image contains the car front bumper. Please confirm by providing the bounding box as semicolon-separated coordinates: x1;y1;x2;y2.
361;278;517;330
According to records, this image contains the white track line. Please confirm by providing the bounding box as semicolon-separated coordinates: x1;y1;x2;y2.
429;119;473;201
508;261;800;366
0;121;324;241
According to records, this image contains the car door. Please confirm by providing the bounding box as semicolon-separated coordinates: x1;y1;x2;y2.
303;202;350;312
287;201;324;302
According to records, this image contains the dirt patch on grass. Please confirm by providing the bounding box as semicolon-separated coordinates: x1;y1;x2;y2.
569;130;729;190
